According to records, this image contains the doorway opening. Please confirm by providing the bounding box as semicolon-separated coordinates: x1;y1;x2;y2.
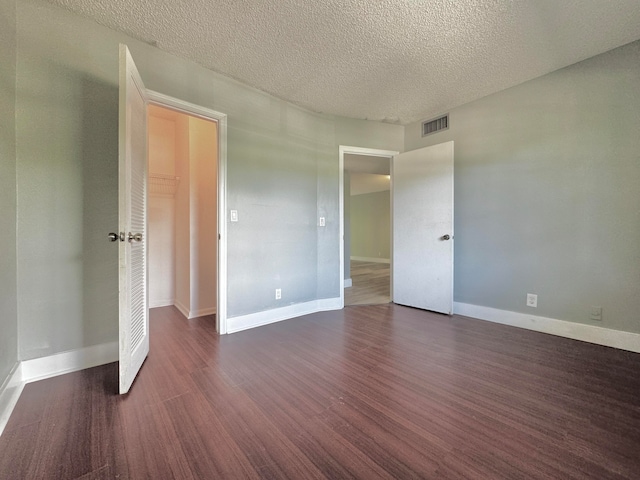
339;146;399;307
147;104;218;321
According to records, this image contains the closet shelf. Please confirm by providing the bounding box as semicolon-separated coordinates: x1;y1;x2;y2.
149;173;180;196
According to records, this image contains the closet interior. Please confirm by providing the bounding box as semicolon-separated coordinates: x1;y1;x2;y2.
147;104;218;319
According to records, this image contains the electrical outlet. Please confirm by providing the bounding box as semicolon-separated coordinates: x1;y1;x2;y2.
590;306;602;321
526;293;537;308
275;288;281;300
319;217;326;227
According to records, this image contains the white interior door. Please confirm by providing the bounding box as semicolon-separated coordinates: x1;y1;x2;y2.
118;44;149;394
392;141;454;314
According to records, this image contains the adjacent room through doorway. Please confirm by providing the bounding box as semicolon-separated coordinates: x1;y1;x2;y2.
343;153;392;306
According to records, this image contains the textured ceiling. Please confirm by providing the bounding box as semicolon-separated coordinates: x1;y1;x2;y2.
45;0;640;124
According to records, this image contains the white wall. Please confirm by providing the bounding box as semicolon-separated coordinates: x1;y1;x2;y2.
14;0;636;363
13;0;400;360
350;190;391;261
188;116;217;316
0;0;18;385
148;112;177;308
343;172;351;281
405;40;640;335
17;2;120;360
174;114;190;315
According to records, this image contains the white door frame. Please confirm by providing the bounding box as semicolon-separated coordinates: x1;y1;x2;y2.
146;90;229;334
339;146;399;308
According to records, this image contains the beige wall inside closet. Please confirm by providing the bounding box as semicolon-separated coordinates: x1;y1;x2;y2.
148;104;218;318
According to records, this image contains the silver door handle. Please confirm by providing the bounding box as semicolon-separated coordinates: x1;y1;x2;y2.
108;232;126;242
128;232;143;242
441;234;451;241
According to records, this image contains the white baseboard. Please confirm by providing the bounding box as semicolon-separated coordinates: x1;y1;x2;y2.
21;342;119;384
149;298;175;309
0;341;118;438
454;302;640;354
0;363;24;437
152;301;215;319
228;297;342;334
317;297;342;311
350;256;390;264
188;306;217;318
174;300;189;319
344;278;353;288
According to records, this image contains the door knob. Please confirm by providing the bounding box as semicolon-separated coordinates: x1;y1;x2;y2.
128;232;143;242
108;232;126;242
441;234;451;241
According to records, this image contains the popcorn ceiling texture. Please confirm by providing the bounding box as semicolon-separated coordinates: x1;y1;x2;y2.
45;0;640;124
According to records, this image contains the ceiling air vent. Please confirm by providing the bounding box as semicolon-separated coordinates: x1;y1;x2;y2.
422;114;449;137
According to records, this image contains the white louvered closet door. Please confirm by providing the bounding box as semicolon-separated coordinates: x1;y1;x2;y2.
118;44;149;394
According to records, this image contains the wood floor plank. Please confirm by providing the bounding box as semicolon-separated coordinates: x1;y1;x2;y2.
159;392;260;479
0;422;39;478
235;374;394;480
1;304;639;479
117;395;196;480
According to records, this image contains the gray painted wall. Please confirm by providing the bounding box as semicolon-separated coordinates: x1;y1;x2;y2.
0;0;18;385
405;40;640;334
350;191;391;260
15;0;403;360
19;0;636;363
335;117;404;153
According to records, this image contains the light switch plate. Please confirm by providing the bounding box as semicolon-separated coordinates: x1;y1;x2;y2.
319;217;326;227
230;210;238;222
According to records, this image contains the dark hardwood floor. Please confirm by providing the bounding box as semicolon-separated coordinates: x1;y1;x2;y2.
1;304;640;479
